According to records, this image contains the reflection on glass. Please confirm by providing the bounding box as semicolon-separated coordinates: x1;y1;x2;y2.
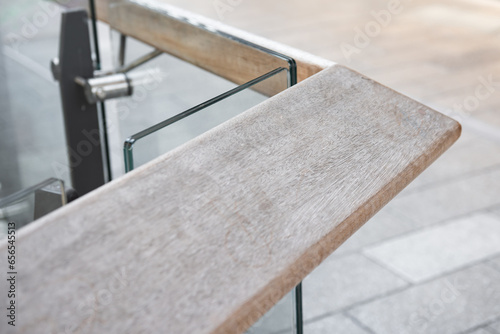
123;67;288;172
106;34;242;177
0;2;90;197
246;291;295;334
0;178;66;238
105;31;289;177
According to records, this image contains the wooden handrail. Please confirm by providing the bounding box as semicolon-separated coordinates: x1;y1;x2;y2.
96;0;334;88
0;2;460;333
0;65;460;334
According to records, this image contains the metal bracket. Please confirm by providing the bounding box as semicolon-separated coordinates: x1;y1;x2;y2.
52;45;162;104
51;10;163;194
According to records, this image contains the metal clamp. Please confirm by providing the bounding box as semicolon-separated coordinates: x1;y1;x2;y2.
75;73;132;104
51;45;162;104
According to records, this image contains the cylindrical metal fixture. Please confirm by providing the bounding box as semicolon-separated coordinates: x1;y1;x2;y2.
75;68;163;104
80;73;132;104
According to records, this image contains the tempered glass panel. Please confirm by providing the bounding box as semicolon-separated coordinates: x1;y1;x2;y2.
0;178;65;238
105;33;289;177
0;1;89;197
246;291;295;334
107;0;296;90
123;67;288;171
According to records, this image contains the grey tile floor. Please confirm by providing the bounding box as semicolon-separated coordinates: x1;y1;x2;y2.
1;2;500;334
303;134;500;333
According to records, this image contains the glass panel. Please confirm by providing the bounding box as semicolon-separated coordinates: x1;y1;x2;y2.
123;67;288;171
106;0;296;89
246;291;295;334
103;33;288;177
0;178;66;238
0;1;88;198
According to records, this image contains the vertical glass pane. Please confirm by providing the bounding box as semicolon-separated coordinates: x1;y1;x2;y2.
0;2;88;198
103;33;289;177
123;67;288;171
246;291;295;334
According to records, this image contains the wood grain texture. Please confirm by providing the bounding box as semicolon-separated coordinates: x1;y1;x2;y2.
0;65;460;334
95;0;334;90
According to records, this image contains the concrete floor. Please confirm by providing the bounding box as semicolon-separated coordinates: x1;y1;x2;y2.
1;0;500;333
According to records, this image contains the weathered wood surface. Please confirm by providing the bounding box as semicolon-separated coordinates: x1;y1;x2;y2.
0;64;460;333
95;0;334;90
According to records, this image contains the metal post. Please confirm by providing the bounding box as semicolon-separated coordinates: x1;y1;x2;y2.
57;9;105;195
118;34;127;67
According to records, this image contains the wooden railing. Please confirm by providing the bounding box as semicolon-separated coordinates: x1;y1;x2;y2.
0;1;460;333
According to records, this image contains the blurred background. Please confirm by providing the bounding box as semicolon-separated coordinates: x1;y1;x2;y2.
1;0;500;333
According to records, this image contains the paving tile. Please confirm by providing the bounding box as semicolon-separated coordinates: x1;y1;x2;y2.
475;108;500;130
334;206;417;256
489;205;500;218
389;168;500;227
488;257;500;274
468;328;497;334
364;213;500;283
302;254;408;320
404;135;500;193
487;319;500;333
304;313;369;334
348;264;500;334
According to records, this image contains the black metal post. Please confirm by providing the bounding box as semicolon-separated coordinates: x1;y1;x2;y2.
58;9;105;195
